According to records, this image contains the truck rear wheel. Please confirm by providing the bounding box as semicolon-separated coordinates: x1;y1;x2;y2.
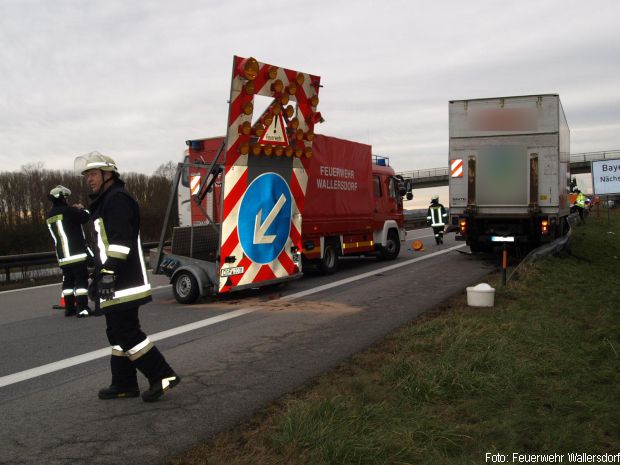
320;241;339;275
379;230;400;260
172;270;200;304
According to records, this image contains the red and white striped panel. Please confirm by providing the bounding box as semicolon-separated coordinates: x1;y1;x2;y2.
218;56;321;293
451;159;463;178
190;174;201;196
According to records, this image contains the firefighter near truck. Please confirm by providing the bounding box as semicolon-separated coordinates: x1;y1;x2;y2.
154;56;406;304
448;94;571;254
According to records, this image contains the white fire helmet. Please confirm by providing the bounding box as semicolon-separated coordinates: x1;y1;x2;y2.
49;185;72;199
74;151;118;175
431;195;439;202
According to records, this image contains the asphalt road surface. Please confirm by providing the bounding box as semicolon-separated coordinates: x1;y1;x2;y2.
0;230;497;465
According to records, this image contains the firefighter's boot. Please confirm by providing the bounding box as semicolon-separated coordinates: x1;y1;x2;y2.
76;294;92;318
98;355;140;399
132;346;180;402
63;294;77;317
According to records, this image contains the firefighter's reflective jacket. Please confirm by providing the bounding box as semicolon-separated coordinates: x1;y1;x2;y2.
46;202;91;267
89;179;151;313
427;203;448;227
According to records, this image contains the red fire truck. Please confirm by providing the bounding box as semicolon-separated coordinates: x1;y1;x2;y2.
154;56;406;304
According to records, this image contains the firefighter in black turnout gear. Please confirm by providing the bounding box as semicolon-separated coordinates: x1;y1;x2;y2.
427;195;447;245
75;152;180;402
46;185;92;317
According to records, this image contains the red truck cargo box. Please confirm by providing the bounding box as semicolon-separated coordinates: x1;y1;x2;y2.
304;134;374;233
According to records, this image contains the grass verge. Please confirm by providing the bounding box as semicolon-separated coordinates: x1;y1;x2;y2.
170;211;620;465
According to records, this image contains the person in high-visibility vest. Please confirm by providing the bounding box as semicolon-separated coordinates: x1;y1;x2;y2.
427;195;448;245
574;189;587;224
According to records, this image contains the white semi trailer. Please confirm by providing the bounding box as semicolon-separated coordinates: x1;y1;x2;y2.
448;94;570;253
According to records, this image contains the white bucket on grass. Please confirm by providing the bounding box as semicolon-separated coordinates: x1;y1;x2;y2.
466;283;495;307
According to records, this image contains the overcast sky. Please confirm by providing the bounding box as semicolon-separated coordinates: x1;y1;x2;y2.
1;0;619;178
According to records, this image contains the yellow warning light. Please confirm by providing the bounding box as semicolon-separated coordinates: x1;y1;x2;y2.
304;130;314;141
271;79;284;93
250;144;261;156
262;114;274;127
290;117;300;130
295;129;304;141
239;121;252;135
242;102;254;115
304;147;313;158
272;104;282;115
263;145;273;156
253;123;265;137
266;66;278;80
285;105;295;118
285;146;294;157
294;146;303;158
274;146;284;157
309;95;319;107
239;142;250;155
295;73;305;86
412;240;424;251
279;94;290;105
286;83;297;95
238;57;259;81
243;81;255;95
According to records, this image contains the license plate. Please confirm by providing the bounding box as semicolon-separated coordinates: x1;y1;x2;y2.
491;236;515;242
220;266;244;277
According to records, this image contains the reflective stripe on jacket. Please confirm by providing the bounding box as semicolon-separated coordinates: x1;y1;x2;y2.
89;179;151;313
427;204;447;227
46;204;90;267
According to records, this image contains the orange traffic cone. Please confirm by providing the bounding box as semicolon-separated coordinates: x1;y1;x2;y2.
52;293;66;310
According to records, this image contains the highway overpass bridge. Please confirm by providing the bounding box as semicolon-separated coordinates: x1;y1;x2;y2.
398;150;620;189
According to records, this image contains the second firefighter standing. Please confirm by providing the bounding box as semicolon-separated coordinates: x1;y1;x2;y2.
427;195;447;245
46;185;93;317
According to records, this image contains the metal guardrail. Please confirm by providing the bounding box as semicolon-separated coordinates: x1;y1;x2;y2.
0;242;164;283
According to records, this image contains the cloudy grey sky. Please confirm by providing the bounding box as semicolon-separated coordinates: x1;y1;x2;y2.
1;0;619;177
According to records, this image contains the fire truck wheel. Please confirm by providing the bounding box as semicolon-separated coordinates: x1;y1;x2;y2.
319;241;339;275
380;230;400;260
172;271;200;304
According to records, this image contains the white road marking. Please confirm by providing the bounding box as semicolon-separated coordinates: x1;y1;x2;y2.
0;244;464;389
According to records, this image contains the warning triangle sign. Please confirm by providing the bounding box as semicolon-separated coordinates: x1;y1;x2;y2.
258;113;289;146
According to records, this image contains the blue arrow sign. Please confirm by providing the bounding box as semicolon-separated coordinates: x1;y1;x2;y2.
238;173;292;264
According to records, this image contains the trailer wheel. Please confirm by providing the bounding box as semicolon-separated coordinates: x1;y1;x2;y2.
320;241;339;275
172;270;200;304
380;230;401;260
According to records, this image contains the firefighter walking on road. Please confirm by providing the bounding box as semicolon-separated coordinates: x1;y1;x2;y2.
427;195;448;245
74;152;180;402
46;185;92;317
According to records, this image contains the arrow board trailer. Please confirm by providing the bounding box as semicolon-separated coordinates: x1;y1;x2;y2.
448;94;570;253
154;56;321;304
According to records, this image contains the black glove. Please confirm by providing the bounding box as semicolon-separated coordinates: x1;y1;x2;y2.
98;274;116;301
